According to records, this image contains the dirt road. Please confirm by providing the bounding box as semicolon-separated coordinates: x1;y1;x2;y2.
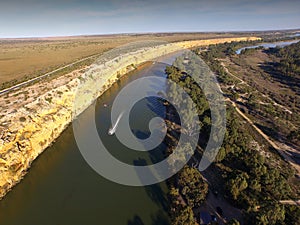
0;53;99;96
219;61;300;177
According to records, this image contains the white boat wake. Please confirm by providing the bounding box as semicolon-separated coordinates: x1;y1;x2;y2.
108;112;123;135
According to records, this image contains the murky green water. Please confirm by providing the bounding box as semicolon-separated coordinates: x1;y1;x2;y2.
0;61;173;225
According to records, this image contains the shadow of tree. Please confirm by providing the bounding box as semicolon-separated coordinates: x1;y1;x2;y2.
127;215;145;225
132;158;170;213
254;122;279;139
151;210;170;225
258;61;300;94
127;210;170;225
145;185;169;212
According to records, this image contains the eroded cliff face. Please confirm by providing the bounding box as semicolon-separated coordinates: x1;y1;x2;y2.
0;37;260;199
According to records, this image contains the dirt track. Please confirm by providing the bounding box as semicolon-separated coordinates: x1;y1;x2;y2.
219;62;300;177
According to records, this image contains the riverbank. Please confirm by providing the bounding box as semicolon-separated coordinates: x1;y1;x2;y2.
0;36;260;200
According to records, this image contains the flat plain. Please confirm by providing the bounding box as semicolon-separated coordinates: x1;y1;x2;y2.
0;32;248;88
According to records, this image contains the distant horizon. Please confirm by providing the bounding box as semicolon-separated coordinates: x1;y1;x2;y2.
1;27;300;39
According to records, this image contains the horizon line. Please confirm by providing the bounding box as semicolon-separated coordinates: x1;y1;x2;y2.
1;28;300;40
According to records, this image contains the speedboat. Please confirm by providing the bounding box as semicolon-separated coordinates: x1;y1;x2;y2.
108;112;123;135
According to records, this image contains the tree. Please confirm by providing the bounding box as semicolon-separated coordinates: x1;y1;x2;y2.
181;98;199;136
227;172;249;200
178;166;208;207
216;146;226;162
168;142;194;173
171;206;196;225
255;202;285;225
227;218;240;225
169;187;180;209
288;129;300;143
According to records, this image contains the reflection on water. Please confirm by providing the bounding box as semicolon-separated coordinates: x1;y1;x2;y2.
289;33;300;37
0;61;172;225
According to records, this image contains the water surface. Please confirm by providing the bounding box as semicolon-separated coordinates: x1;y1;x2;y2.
235;40;300;54
0;60;173;225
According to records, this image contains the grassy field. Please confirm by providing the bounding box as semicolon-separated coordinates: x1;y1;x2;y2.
0;32;252;89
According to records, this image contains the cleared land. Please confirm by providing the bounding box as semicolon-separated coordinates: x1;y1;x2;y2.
0;33;253;88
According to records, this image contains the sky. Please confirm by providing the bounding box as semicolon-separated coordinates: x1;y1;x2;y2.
0;0;300;38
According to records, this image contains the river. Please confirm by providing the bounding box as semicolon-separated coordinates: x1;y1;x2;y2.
235;39;300;54
0;59;175;225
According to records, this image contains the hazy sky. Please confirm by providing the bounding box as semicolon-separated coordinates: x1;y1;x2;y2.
1;0;300;37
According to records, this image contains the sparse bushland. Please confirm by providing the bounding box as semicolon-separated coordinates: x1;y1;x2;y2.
267;41;300;78
199;39;300;154
165;49;299;225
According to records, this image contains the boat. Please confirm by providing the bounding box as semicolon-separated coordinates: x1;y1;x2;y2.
108;112;123;135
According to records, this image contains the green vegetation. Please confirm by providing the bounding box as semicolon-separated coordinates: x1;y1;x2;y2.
195;40;262;59
19;116;26;122
220;108;295;223
165;53;211;224
165;44;299;224
288;129;300;144
268;41;300;77
227;218;241;225
178;166;208;208
201;41;299;224
171;204;196;225
199;38;300;146
45;97;53;103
